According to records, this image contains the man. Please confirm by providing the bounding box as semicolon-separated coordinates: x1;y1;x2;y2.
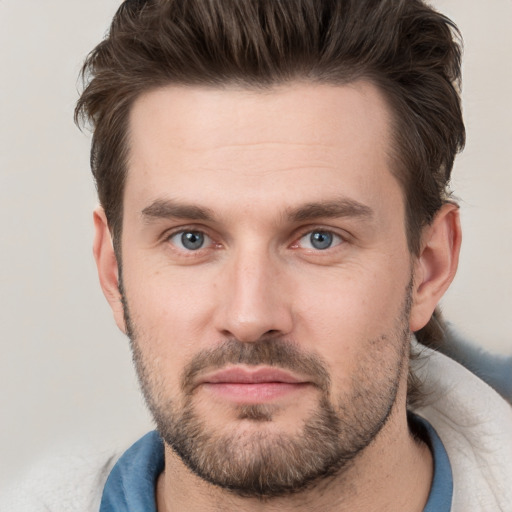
3;0;511;511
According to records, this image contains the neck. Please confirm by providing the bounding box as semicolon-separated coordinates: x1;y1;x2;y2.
156;395;433;512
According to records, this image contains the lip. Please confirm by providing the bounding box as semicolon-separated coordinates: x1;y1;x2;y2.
197;366;311;404
202;366;306;385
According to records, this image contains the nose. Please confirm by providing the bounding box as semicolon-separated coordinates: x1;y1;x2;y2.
214;246;294;342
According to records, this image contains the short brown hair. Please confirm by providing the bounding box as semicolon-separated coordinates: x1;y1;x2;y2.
75;0;465;361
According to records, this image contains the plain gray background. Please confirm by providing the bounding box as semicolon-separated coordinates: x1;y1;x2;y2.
1;0;511;484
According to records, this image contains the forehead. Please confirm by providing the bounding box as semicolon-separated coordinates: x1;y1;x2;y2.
125;81;401;222
128;81;392;156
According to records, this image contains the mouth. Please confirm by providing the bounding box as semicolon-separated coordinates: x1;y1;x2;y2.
197;366;312;404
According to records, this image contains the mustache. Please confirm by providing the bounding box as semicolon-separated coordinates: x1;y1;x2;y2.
181;338;331;395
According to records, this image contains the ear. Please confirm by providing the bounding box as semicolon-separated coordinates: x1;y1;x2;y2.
409;203;462;332
93;206;127;333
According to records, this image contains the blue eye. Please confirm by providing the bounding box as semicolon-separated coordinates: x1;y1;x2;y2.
169;231;210;251
299;230;342;250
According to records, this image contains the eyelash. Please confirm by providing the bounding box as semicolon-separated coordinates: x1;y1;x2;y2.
292;229;345;251
164;225;347;255
165;228;217;253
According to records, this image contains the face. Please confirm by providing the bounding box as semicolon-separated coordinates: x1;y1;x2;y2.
116;82;416;496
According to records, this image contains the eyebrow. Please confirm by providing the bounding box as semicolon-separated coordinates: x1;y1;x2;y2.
140;197;373;224
141;199;215;222
287;199;374;223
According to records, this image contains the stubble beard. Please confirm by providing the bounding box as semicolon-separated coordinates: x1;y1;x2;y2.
123;290;411;499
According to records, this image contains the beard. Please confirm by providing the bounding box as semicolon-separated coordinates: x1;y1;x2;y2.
123;288;411;499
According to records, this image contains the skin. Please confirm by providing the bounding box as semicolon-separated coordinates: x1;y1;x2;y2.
94;81;461;511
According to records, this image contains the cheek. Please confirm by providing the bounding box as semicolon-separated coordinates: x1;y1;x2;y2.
293;263;410;366
122;261;221;374
125;258;217;322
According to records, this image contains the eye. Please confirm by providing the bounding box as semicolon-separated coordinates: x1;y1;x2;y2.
168;230;211;251
298;230;343;250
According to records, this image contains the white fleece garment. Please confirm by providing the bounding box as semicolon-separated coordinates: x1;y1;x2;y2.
1;347;511;511
412;345;512;511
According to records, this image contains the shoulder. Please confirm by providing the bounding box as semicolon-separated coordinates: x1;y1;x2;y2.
411;344;512;512
0;447;120;512
439;324;512;402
